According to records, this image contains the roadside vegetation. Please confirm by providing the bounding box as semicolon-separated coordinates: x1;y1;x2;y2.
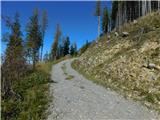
2;62;52;120
1;8;51;120
1;5;78;119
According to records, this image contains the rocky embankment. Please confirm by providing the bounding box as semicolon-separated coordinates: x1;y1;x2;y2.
72;12;160;113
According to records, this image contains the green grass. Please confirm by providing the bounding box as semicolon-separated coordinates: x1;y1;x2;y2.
36;61;53;74
1;62;53;120
65;75;74;80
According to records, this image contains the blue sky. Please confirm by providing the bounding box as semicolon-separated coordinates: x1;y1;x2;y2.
1;1;112;56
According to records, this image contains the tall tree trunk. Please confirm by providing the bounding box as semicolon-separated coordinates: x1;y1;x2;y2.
117;2;120;28
33;51;36;71
124;1;127;23
119;2;122;26
98;16;100;37
40;45;43;61
97;16;100;43
142;0;146;16
2;75;11;97
139;1;141;17
148;0;151;13
130;7;132;21
158;1;160;10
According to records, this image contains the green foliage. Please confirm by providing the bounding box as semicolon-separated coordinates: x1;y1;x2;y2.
26;8;42;70
1;65;51;120
51;24;61;60
63;36;70;56
94;0;101;16
2;12;26;96
2;9;51;120
70;42;77;56
70;44;74;56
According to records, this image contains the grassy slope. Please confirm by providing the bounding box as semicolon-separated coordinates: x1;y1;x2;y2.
2;62;53;120
72;12;160;113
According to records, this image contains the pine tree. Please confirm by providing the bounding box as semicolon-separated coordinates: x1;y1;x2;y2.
70;44;74;56
2;13;26;96
102;7;109;34
40;10;48;61
63;36;70;56
26;8;42;70
94;0;101;40
51;24;61;60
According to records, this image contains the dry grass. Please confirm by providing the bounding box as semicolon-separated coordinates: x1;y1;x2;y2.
72;12;160;113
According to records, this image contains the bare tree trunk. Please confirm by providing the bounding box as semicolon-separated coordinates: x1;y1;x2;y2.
158;1;160;11
148;0;151;13
115;9;118;29
130;7;132;21
117;2;120;28
98;16;100;37
119;2;122;26
142;0;146;16
139;1;141;17
124;1;127;23
40;45;43;61
96;16;100;44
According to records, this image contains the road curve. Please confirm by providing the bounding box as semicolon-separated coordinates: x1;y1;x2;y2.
47;59;159;120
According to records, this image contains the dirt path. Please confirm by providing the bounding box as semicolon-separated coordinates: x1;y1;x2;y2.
47;59;159;120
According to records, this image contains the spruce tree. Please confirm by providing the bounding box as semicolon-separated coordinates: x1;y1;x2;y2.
70;44;74;56
63;36;70;56
2;13;26;96
26;8;42;70
51;24;61;60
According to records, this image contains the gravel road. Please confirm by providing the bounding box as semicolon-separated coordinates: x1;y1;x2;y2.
47;59;159;120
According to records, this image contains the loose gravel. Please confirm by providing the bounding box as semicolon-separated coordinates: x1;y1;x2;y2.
47;59;159;120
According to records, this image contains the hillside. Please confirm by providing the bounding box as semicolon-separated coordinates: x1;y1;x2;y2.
72;12;160;112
